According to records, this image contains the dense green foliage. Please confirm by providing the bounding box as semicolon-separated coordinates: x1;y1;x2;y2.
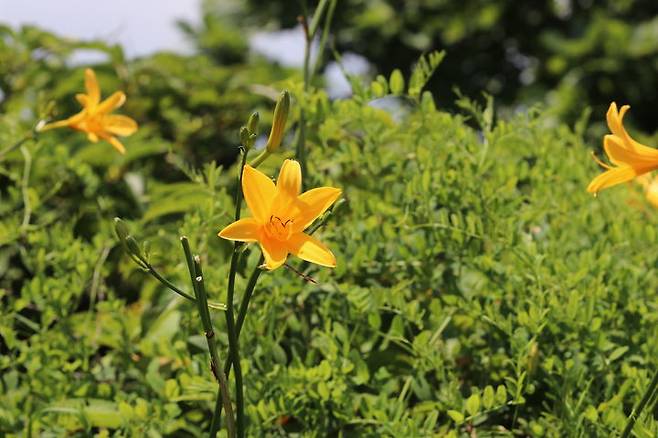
216;0;658;132
2;6;658;438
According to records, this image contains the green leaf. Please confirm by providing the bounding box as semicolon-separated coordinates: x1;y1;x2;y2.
607;346;629;363
389;69;405;94
495;385;508;404
465;393;480;416
447;410;464;424
482;385;495;409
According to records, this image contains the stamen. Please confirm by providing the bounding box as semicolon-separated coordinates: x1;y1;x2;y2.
284;263;318;284
266;216;294;240
590;151;612;170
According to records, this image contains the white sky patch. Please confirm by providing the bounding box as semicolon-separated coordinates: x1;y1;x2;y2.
0;0;200;59
249;25;318;68
325;53;371;98
1;3;372;99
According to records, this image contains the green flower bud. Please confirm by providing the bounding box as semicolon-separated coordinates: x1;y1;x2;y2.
239;126;250;148
126;236;144;260
114;217;130;242
265;90;290;153
247;111;259;136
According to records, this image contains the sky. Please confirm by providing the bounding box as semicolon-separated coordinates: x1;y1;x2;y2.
0;0;201;58
0;0;367;97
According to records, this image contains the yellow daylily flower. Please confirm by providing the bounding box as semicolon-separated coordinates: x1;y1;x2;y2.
636;174;658;208
218;159;341;270
41;68;137;154
587;102;658;194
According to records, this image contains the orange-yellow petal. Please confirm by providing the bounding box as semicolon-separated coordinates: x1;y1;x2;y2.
604;135;658;167
103;114;138;136
76;93;91;108
259;236;288;270
277;159;302;198
218;218;261;242
271;159;302;216
96;91;126;114
587;166;638;194
41;109;89;131
99;134;126;154
292;187;341;233
88;132;99;143
606;102;623;139
242;165;275;223
84;68;100;107
286;232;336;267
606;103;656;155
41;118;74;132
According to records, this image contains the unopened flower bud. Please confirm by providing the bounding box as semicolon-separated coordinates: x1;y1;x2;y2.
126;236;144;260
265;90;290;153
247;111;259;136
114;217;130;242
239;126;250;148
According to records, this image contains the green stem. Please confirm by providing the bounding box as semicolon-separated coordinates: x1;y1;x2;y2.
215;253;264;422
249;149;270;168
235;255;265;335
620;368;658;438
296;32;311;186
146;264;196;302
225;249;245;437
0;131;34;161
20;146;33;230
212;146;251;437
124;239;224;309
307;0;330;38
234;148;249;220
144;262;225;310
310;0;337;78
180;237;236;438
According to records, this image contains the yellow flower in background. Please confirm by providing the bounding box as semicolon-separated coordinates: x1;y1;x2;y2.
587;102;658;194
41;68;137;154
218;159;341;270
636;174;658;208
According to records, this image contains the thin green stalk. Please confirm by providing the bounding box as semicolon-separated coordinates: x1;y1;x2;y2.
20;146;33;230
249;149;270;168
296;35;310;184
307;0;330;37
296;0;331;187
143;262;225;310
311;0;337;78
0;131;33;161
235;255;265;335
225;249;245;437
212;146;251;437
620;369;658;438
195;269;236;438
180;237;235;438
234;148;249;220
146;264;196;302
117;225;221;308
215;253;264;422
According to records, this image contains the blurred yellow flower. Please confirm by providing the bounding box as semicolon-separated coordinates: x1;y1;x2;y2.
41;68;137;154
636;174;658;208
587;102;658;194
218;159;341;270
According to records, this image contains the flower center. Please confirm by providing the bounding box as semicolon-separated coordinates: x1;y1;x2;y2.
264;215;294;241
78;113;104;133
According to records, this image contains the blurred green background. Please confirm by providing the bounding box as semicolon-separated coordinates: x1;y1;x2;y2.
203;0;658;131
